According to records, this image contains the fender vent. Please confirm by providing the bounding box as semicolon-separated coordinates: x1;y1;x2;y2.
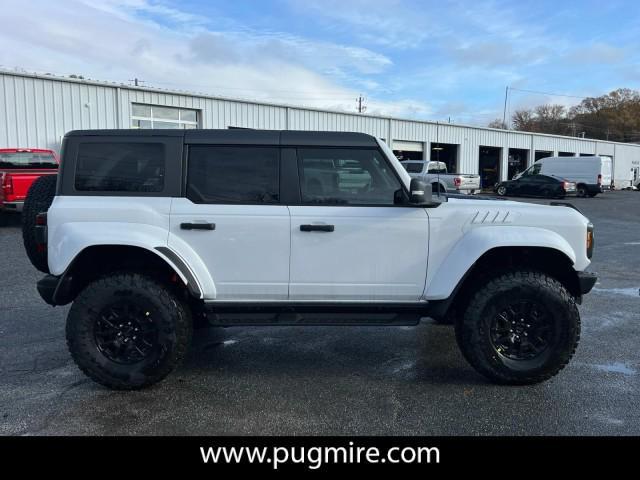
470;210;515;224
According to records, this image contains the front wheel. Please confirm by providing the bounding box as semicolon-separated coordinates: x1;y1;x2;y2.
455;271;580;385
496;185;507;196
66;273;192;390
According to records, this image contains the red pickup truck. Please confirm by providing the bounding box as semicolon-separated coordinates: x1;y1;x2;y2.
0;148;59;214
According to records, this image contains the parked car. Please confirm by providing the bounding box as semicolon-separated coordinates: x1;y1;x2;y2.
26;129;596;390
494;174;576;198
0;148;58;216
400;160;480;194
515;156;611;197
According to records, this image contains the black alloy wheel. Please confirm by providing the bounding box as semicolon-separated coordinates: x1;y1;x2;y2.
94;301;160;365
489;300;555;362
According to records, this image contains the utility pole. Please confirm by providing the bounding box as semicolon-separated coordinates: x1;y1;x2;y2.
502;86;509;129
356;95;366;114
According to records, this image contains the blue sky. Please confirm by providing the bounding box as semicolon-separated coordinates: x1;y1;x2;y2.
1;0;639;124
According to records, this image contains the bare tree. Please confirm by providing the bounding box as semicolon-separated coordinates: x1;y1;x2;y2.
488;119;507;129
511;109;536;131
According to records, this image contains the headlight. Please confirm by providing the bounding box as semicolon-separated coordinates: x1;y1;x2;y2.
586;222;594;259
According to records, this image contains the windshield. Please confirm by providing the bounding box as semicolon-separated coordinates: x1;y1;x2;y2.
0;152;57;169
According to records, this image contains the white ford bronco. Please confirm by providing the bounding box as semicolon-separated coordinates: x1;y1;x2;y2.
23;129;597;390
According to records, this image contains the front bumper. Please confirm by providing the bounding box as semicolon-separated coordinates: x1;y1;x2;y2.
577;271;597;295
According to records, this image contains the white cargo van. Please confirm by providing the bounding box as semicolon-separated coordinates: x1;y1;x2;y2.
515;156;612;197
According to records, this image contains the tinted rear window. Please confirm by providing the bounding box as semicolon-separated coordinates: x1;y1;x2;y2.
75;143;165;192
402;162;423;173
187;146;279;204
0;152;57;169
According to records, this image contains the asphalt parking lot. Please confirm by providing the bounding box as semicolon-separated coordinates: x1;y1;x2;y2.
1;191;638;435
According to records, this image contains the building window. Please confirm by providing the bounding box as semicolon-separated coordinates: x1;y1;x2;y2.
131;103;199;129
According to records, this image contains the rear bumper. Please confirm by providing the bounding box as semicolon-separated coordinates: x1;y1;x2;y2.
0;201;24;212
577;271;597;295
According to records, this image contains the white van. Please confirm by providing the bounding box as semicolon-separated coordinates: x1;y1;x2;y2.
515;156;612;197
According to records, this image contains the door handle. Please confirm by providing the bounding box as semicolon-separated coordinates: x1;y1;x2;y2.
300;224;334;232
180;222;216;230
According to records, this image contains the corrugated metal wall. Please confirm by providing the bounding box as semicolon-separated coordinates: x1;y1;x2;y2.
1;71;639;185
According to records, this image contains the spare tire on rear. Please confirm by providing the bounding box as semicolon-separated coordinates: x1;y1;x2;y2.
22;174;57;273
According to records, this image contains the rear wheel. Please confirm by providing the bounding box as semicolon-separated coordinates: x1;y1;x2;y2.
455;271;580;385
576;185;587;197
66;273;192;390
22;174;57;273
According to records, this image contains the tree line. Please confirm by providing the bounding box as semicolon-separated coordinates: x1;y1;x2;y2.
488;88;640;143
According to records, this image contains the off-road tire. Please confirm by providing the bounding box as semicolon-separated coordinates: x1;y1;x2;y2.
22;174;57;273
66;273;192;390
455;271;580;385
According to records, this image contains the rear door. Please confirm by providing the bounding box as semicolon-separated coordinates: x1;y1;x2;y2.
288;147;429;301
600;157;613;186
169;144;290;301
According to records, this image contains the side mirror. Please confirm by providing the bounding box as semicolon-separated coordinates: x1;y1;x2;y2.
410;178;432;204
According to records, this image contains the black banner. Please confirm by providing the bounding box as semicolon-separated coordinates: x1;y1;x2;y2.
1;436;638;472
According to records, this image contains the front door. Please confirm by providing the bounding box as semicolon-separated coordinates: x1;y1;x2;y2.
288;147;429;302
169;145;290;301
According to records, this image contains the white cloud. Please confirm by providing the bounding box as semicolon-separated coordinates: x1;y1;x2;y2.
0;0;431;118
285;0;444;49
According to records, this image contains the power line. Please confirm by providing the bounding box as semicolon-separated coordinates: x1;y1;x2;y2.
509;87;590;100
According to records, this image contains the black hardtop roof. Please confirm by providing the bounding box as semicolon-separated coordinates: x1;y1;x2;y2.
64;129;378;147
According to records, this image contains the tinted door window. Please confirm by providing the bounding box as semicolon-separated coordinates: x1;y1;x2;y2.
75;143;165;192
298;148;403;206
187;146;279;204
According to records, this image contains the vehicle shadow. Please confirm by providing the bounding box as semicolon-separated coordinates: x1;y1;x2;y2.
184;321;485;387
0;213;22;228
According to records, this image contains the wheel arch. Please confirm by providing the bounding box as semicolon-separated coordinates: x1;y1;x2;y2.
431;181;447;193
428;245;582;321
51;244;203;305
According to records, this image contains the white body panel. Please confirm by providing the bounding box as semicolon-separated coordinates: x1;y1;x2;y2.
169;199;290;301
423;197;591;299
288;206;429;301
47;196;173;276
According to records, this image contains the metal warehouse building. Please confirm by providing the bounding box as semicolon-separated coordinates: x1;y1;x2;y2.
1;69;639;188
